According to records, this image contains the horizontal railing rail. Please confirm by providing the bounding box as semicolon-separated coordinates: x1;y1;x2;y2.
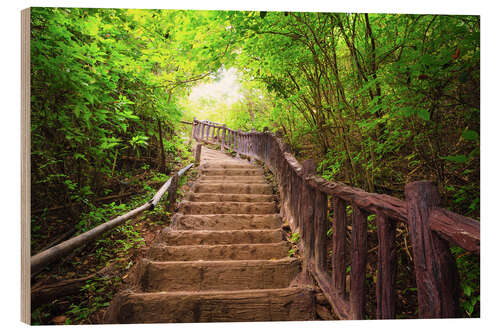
31;163;193;276
192;118;480;319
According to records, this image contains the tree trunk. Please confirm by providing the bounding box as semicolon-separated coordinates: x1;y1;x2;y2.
157;117;167;174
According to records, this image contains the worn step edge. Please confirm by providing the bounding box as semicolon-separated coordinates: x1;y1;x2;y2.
172;213;283;230
159;229;283;245
106;287;315;323
198;175;267;180
146;242;290;261
200;169;264;176
197;179;267;184
200;163;261;169
194;183;273;194
178;201;277;215
141;258;301;292
185;193;277;203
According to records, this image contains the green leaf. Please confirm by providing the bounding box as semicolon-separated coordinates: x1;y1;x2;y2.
463;284;472;297
462;129;479;141
416;109;430;121
74;105;81;118
74;153;87;161
440;155;468;164
421;54;435;66
399;107;430;120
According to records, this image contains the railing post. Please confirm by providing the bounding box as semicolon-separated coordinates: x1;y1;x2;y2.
200;122;205;141
405;181;460;318
236;130;241;158
301;160;316;265
221;124;226;151
241;133;245;156
350;204;368;320
166;173;179;211
250;128;256;162
332;197;347;299
191;117;196;141
376;214;397;319
303;160;327;272
194;143;202;166
246;133;249;156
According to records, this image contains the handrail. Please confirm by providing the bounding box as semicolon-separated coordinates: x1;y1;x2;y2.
192;118;479;319
31;163;193;276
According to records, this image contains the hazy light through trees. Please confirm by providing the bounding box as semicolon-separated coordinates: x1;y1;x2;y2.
186;67;243;122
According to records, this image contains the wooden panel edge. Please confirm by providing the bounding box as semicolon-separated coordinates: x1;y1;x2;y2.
21;7;31;325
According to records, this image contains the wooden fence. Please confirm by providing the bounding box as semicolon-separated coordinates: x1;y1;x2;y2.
192;119;480;319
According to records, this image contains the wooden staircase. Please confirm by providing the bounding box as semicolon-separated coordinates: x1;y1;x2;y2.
106;148;315;323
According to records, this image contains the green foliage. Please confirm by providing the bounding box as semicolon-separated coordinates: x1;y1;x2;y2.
65;276;115;323
290;232;300;244
221;12;479;217
77;202;127;233
451;247;480;317
31;7;233;245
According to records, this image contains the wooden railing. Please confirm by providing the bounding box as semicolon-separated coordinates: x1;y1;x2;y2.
30;163;193;276
192;119;480;319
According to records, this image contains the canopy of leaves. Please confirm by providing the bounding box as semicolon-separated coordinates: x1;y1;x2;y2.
31;7;233;214
219;12;479;219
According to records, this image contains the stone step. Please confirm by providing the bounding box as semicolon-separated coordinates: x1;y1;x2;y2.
172;213;282;230
197;176;267;183
201;168;264;176
141;258;301;292
108;287;315;323
160;229;283;245
146;242;289;261
185;193;277;203
194;183;273;194
178;201;277;215
200;162;260;169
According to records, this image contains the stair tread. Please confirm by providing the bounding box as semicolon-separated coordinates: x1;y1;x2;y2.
185;193;277;202
200;169;264;176
194;183;273;194
130;286;310;296
141;258;301;292
173;213;282;230
160;228;283;245
179;201;277;215
147;242;289;261
144;257;297;264
200;164;261;169
108;287;315;323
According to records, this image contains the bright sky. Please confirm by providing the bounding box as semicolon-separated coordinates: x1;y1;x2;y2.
188;67;243;106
